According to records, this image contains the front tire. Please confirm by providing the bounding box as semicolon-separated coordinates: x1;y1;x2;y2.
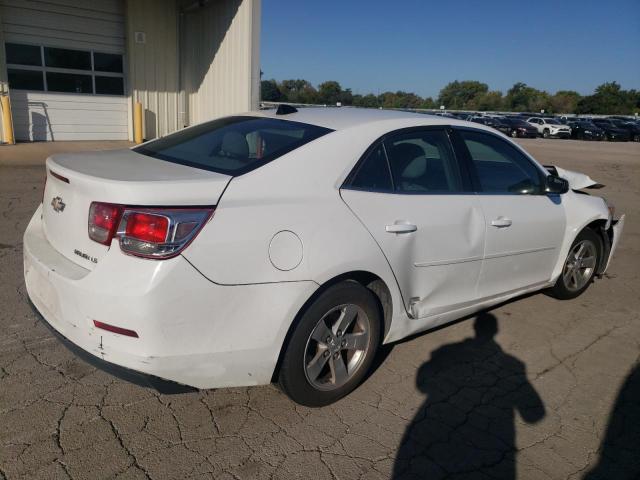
543;129;550;138
550;228;601;300
278;281;381;406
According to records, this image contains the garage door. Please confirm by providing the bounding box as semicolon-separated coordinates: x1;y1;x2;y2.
1;0;128;141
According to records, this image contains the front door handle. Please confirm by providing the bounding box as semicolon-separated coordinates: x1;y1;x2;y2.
386;223;417;234
491;217;512;228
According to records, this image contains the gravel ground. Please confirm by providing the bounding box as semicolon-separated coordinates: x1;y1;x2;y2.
0;139;639;479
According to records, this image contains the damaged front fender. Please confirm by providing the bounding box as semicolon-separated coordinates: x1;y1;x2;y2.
545;165;604;191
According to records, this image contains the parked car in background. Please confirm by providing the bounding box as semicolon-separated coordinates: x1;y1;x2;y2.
608;118;640;142
501;117;539;138
470;116;511;135
453;112;473;120
432;112;459;119
527;117;571;138
22;107;625;406
590;119;631;141
567;120;605;141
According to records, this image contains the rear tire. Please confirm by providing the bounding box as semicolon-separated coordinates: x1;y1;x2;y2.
550;228;601;300
278;281;381;407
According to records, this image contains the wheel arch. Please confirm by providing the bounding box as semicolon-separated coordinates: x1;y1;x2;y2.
583;218;610;275
554;218;609;283
271;270;393;382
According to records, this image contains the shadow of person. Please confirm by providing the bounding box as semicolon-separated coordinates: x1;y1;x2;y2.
584;363;640;480
393;312;545;479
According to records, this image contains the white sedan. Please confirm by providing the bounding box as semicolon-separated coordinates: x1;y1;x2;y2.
24;107;624;406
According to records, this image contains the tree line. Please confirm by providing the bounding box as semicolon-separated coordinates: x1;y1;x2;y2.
261;79;640;115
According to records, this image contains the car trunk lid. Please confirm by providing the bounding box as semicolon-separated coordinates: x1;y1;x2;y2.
43;149;231;270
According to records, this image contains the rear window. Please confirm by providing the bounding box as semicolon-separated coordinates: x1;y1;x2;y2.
134;116;333;175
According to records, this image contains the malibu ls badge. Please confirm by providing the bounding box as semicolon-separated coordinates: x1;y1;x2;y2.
51;196;66;213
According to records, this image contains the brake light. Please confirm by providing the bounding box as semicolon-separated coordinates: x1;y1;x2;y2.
89;202;123;245
88;202;213;259
125;212;169;243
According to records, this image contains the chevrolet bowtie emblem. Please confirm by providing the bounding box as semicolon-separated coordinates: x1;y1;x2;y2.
51;196;66;213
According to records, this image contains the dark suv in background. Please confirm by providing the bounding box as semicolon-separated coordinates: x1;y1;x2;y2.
566;119;605;141
609;118;640;142
590;119;631;141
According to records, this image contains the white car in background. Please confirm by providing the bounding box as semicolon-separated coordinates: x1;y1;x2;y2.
24;107;624;406
527;117;572;138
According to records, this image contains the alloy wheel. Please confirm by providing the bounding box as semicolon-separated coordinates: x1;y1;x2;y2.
562;240;597;292
303;304;371;391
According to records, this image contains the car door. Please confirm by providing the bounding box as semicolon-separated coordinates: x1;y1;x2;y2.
340;127;485;319
453;128;566;299
527;118;542;134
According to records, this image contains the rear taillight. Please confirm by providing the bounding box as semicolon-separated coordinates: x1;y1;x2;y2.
88;202;213;259
125;212;169;243
89;202;124;245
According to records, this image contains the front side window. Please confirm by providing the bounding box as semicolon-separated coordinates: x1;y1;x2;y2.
459;130;543;194
385;130;465;193
135;116;333;175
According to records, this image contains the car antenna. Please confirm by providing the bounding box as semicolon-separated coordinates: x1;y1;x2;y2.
276;104;298;115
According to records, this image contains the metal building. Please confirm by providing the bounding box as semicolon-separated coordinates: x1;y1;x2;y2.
0;0;261;142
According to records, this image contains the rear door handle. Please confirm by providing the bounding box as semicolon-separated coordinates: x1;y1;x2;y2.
386;223;417;234
491;218;512;228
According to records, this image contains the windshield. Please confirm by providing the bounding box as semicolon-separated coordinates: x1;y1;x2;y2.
135;116;333;175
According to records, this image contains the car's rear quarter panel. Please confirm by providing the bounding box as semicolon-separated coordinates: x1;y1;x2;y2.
182;123;413;334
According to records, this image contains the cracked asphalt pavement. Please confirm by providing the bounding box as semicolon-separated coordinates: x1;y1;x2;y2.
1;139;639;479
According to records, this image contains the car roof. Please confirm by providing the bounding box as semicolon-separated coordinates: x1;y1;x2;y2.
255;107;457;131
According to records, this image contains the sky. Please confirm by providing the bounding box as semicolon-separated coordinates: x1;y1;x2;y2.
261;0;640;98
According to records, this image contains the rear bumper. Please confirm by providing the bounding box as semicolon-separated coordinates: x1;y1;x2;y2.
30;300;196;393
23;205;317;389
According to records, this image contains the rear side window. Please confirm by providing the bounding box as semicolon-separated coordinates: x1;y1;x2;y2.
385;130;464;193
349;144;393;191
135;116;332;175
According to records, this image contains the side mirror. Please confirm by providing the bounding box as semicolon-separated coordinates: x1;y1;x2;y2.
545;175;569;194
